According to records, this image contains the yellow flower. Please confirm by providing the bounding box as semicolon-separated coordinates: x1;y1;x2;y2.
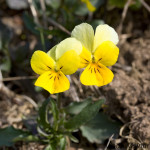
81;0;96;12
71;23;119;86
31;38;82;94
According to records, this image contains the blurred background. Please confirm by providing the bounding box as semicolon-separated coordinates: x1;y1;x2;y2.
0;0;150;149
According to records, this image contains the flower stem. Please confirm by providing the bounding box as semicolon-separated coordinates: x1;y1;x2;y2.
56;93;61;110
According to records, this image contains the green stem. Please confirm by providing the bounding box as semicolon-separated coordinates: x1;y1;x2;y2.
56;93;61;110
39;29;46;51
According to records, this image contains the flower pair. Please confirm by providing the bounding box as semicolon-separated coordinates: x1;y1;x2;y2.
31;23;119;94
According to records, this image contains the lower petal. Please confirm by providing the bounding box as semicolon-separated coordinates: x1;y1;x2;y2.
35;71;70;94
80;63;103;86
98;63;114;85
79;46;92;68
80;63;114;86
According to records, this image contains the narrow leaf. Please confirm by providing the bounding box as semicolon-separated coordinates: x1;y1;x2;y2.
38;98;51;128
50;99;59;122
60;137;66;150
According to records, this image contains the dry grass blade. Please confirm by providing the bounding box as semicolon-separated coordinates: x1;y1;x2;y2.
40;0;47;27
28;0;41;26
139;0;150;12
104;134;114;150
0;70;37;108
118;0;132;34
47;18;71;35
1;76;37;82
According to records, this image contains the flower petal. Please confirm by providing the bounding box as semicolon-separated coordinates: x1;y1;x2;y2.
71;23;94;52
80;63;103;86
55;38;82;60
79;46;92;68
35;71;70;94
93;24;119;51
47;45;57;61
80;63;114;86
94;41;119;66
31;50;55;75
56;50;80;75
98;63;114;85
82;0;96;12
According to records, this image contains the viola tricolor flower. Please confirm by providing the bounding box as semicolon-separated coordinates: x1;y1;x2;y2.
31;38;82;94
71;23;119;86
81;0;96;12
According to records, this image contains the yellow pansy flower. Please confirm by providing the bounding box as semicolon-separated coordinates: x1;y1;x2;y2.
81;0;96;12
31;38;82;94
71;23;119;86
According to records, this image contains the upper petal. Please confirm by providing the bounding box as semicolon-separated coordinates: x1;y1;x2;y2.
94;41;119;66
35;71;70;94
47;45;57;61
93;24;119;51
71;23;94;52
31;50;55;75
56;50;80;75
55;38;82;60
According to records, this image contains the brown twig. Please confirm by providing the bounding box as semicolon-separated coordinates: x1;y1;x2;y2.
139;0;150;12
67;75;80;102
0;70;37;108
47;18;71;35
118;0;132;34
39;0;48;27
28;0;70;35
1;76;37;82
104;134;114;150
28;0;41;26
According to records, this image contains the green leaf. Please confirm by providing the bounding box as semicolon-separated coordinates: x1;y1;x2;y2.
0;126;30;147
80;112;121;143
64;99;105;130
38;98;51;128
65;98;92;115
